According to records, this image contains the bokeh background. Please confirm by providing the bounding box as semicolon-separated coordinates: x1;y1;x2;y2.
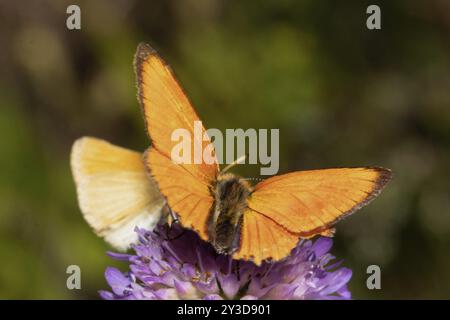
1;0;449;299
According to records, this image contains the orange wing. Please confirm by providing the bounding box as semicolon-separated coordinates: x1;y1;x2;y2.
234;167;391;264
233;209;299;264
135;43;218;240
71;137;165;250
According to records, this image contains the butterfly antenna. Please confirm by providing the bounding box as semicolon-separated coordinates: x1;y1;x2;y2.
221;154;247;173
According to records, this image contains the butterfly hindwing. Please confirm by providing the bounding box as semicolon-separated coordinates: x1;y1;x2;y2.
233;208;299;264
145;147;214;239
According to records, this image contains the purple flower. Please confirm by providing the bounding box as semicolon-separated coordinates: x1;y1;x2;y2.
99;224;352;300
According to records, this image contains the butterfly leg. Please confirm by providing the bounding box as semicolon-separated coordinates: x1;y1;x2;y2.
161;208;185;241
169;208;180;224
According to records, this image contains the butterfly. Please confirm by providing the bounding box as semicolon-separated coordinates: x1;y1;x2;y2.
71;42;392;265
71;137;166;250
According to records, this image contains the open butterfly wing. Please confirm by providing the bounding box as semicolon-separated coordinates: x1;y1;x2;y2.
145;149;215;239
233;208;299;264
71;137;165;250
249;167;391;235
135;43;218;239
234;167;391;264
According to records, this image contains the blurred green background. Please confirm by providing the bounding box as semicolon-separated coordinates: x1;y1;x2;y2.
1;0;449;299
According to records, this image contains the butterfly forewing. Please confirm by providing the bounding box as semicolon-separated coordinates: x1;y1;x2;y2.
135;43;219;239
248;167;392;236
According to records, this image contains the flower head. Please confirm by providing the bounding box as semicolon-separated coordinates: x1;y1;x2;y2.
99;224;352;300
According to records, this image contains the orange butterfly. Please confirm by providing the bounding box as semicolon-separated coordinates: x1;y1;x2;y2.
134;43;392;265
72;43;391;265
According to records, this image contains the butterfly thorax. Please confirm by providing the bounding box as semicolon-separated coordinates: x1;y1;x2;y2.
208;173;252;255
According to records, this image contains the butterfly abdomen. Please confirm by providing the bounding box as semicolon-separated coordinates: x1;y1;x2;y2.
208;173;252;254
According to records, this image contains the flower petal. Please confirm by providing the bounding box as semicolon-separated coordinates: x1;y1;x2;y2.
204;294;223;300
104;267;131;295
218;273;240;299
